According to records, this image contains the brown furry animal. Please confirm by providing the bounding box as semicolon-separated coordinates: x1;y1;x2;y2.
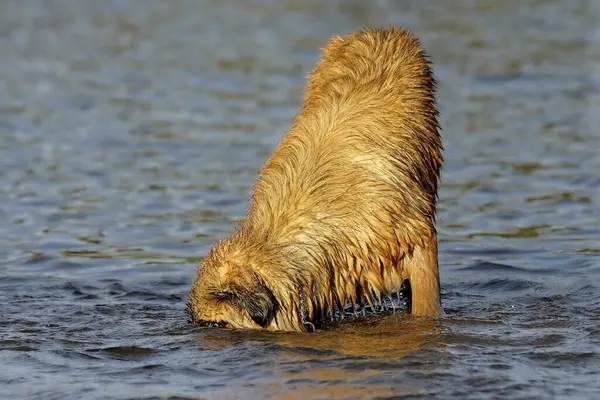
187;26;443;332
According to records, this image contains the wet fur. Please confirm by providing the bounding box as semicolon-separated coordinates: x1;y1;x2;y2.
187;27;443;332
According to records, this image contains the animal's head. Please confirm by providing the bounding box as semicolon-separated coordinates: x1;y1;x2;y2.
187;233;337;332
187;234;314;331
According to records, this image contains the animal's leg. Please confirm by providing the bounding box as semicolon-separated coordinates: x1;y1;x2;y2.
403;231;441;316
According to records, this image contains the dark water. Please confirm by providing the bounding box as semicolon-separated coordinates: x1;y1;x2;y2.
1;0;599;398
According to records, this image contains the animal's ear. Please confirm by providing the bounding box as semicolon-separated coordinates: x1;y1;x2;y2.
212;283;278;328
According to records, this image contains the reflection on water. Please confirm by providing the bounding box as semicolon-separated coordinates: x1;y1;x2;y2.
201;315;445;359
1;0;600;398
196;316;447;399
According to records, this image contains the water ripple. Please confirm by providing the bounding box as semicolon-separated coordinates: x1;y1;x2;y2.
1;0;600;398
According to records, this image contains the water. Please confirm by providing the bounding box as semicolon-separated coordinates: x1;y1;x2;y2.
1;0;599;398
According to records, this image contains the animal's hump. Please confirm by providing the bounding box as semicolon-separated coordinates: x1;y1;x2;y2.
305;27;432;95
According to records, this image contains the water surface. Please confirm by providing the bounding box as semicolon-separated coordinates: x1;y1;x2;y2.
1;0;600;398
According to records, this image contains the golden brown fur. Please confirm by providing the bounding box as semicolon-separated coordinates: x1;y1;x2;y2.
187;26;443;332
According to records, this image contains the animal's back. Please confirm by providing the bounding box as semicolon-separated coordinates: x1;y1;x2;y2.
248;27;442;253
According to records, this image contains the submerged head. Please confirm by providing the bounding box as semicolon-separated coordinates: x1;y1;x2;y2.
186;237;282;330
187;232;334;332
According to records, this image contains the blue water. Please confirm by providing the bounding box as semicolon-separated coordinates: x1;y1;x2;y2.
1;1;599;398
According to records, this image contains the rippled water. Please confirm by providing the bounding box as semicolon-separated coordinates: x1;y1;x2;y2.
1;0;600;398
